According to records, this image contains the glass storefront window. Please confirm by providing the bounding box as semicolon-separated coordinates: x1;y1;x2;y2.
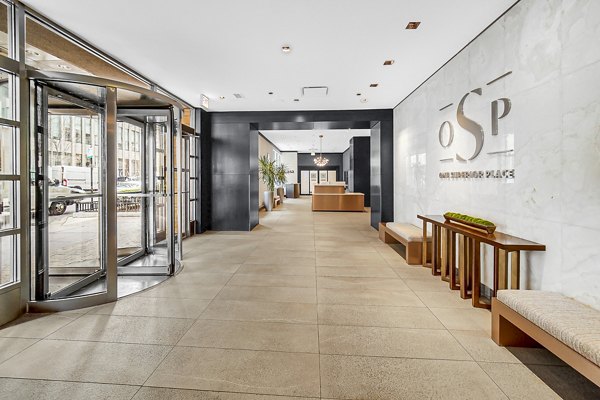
0;2;12;59
0;235;15;286
0;180;16;230
0;125;15;174
0;71;13;119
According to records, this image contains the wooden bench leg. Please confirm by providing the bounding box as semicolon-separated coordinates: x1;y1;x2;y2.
492;299;540;347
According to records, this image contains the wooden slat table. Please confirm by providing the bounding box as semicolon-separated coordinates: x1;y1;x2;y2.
417;215;546;309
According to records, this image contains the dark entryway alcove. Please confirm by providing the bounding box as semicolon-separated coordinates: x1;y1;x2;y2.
196;109;394;231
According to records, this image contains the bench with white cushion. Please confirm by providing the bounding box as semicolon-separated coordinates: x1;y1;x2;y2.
379;222;431;265
492;290;600;386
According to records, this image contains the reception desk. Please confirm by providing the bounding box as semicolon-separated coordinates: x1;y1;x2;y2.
313;184;345;194
312;193;364;212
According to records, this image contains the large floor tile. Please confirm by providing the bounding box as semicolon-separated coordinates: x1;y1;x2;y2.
404;278;454;292
318;304;444;329
200;300;317;324
132;387;318;400
236;264;316;276
479;362;562;400
429;307;491;332
181;262;241;274
90;296;211;319
317;276;409;291
415;291;473;308
169;272;233;285
317;266;397;278
216;286;316;304
0;313;82;339
0;378;139;400
319;325;471;360
138;282;226;300
0;337;37;363
146;347;320;397
0;339;171;385
244;255;315;267
317;288;425;307
320;354;507;399
48;314;194;345
178;319;318;353
228;274;316;288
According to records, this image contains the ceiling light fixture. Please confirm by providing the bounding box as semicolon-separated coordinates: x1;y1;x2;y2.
406;21;421;30
293;98;300;102
383;60;395;66
356;93;362;96
268;92;274;95
219;96;225;100
281;45;292;53
370;83;379;87
360;98;368;103
313;135;329;167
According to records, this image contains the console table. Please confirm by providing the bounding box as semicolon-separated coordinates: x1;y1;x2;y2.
417;215;545;309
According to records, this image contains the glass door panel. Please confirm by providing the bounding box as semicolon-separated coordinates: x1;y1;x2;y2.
34;83;107;300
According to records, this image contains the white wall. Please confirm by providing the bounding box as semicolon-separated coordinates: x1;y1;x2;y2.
281;152;298;184
393;0;600;308
258;134;281;208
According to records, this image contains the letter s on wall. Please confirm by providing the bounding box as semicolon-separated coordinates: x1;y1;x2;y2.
456;88;485;161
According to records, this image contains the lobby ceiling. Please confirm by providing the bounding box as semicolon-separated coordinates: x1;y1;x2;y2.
22;0;516;111
260;129;371;153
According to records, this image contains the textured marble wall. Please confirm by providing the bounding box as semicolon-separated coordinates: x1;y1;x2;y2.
393;0;600;308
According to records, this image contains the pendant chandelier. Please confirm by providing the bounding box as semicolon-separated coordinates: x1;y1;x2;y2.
313;134;329;167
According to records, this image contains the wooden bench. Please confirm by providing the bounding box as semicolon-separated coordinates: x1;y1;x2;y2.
492;290;600;387
379;222;431;265
274;196;281;207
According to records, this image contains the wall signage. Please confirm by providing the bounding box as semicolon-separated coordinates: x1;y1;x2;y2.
437;71;514;180
438;169;515;180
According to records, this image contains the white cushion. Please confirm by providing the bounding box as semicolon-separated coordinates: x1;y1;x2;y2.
497;290;600;367
387;223;428;242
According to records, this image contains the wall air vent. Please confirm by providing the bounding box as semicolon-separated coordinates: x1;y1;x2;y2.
302;86;328;98
233;93;244;99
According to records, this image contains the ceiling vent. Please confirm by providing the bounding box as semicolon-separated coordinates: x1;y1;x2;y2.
233;93;244;99
302;86;328;98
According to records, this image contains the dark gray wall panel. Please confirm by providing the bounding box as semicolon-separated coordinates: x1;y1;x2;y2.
211;173;251;231
370;122;382;228
379;120;394;223
212;122;251;174
198;109;212;232
351;137;371;207
249;125;259;230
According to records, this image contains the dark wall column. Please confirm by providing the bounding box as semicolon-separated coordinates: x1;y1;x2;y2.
249;124;259;230
197;109;211;233
370;120;394;229
210;121;255;231
351;136;371;207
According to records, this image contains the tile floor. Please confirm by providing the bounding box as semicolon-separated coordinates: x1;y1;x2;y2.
1;197;599;399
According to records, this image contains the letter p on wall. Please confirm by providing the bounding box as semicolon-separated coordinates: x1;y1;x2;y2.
491;98;511;136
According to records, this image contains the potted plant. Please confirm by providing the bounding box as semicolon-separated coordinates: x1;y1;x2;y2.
275;163;288;204
259;155;276;211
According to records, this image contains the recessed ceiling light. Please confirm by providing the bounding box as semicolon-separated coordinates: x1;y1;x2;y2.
233;93;244;99
383;60;395;66
219;96;225;100
356;93;362;96
268;92;274;95
370;83;379;88
57;64;71;70
281;45;292;53
293;98;300;102
406;21;421;30
360;98;368;103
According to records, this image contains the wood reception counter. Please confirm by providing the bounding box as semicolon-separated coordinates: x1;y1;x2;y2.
313;184;346;194
312;193;365;212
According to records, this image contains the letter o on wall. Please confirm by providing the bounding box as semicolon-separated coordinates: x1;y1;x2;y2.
438;121;454;148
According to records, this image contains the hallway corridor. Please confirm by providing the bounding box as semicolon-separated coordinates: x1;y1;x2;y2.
0;197;594;399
